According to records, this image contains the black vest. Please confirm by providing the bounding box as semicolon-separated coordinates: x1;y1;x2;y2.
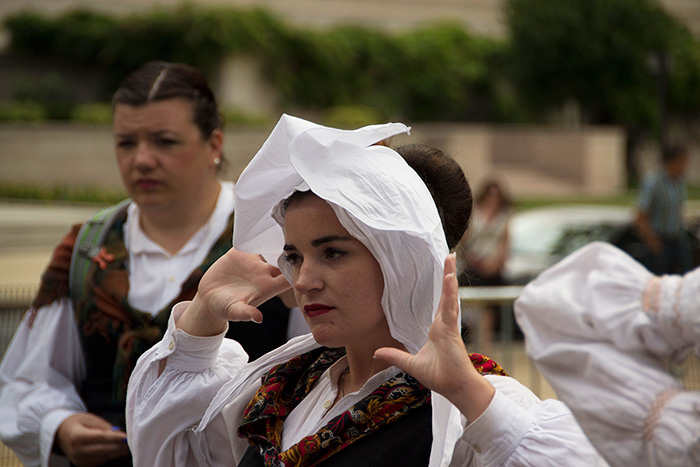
238;404;432;467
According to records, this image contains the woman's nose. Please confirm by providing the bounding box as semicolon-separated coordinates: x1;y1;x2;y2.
133;142;157;169
294;261;324;294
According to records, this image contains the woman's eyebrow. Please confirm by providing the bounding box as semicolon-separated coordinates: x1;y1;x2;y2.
310;235;353;247
283;235;353;251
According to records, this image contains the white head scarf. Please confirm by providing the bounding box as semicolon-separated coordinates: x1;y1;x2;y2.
234;114;449;354
216;114;462;466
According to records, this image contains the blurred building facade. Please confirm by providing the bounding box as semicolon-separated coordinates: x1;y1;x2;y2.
0;0;698;196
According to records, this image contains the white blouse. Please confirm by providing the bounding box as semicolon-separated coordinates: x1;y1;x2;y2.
126;302;608;467
514;242;700;467
0;182;234;467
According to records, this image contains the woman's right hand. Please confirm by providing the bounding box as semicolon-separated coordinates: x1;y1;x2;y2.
375;254;495;423
177;248;291;336
55;413;128;467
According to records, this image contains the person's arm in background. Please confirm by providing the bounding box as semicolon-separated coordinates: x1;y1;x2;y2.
515;242;700;467
635;176;663;255
635;210;663;255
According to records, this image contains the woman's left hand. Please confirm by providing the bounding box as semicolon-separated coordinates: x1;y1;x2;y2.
374;254;495;423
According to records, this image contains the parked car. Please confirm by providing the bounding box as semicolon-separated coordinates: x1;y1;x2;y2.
503;205;632;285
503;204;700;285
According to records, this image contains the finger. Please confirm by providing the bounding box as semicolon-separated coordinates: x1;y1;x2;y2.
374;347;414;373
436;271;459;328
110;426;128;438
78;414;113;430
269;272;291;291
444;252;457;277
225;302;264;323
91;430;129;445
75;426;128;445
250;274;292;308
268;265;284;278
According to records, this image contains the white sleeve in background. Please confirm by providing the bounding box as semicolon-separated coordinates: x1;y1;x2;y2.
0;298;86;467
515;242;700;467
450;375;607;467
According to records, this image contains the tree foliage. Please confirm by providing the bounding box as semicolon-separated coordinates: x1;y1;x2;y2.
505;0;700;132
3;6;288;95
4;2;699;130
2;7;505;123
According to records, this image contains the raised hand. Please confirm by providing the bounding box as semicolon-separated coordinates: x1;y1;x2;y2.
178;247;291;337
374;253;495;423
55;413;129;467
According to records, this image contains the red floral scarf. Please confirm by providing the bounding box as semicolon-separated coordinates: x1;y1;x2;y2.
238;347;507;467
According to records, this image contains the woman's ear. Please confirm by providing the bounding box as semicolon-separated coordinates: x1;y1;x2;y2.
208;129;224;164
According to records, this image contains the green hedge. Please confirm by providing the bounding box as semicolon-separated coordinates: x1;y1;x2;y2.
3;6;509;123
0;182;126;204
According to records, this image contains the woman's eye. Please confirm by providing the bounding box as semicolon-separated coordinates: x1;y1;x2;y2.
324;248;347;261
156;137;178;147
116;140;135;149
283;253;302;266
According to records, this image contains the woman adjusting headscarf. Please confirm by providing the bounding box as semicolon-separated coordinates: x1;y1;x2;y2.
126;114;605;467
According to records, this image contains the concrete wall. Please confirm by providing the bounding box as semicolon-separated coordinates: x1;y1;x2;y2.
0;122;626;198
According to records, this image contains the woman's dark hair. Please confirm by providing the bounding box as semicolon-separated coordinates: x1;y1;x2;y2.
395;144;472;250
112;61;222;140
475;179;511;211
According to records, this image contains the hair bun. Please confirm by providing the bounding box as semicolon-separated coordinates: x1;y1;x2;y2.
395;144;472;249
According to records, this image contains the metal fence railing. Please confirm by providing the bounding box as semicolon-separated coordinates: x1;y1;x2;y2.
0;285;698;466
0;285;34;467
459;286;549;396
0;286;33;360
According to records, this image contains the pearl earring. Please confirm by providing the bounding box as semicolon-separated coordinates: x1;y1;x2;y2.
214;157;221;166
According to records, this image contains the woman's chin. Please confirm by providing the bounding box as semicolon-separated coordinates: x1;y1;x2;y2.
308;329;345;349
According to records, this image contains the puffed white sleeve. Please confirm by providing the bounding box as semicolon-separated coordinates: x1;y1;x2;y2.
514;242;700;467
0;298;86;467
125;301;249;467
448;375;607;466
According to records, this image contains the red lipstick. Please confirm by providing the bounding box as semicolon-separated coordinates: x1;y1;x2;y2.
304;304;334;317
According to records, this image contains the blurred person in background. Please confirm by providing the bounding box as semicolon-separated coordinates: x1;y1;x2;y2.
515;241;700;467
0;61;291;467
456;179;511;348
635;144;692;275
